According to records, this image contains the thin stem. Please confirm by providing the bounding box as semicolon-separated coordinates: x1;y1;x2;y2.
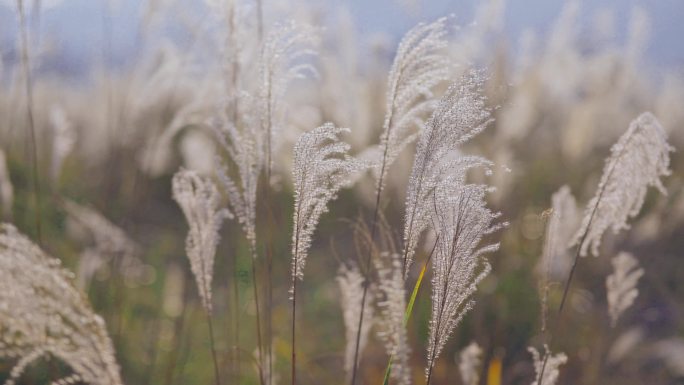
250;247;266;385
558;130;634;313
231;249;241;382
16;0;42;244
349;188;381;385
380;238;437;385
291;198;303;385
290;266;297;385
206;311;222;385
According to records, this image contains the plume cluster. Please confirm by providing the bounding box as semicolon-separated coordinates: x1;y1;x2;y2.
606;252;644;326
337;263;374;380
426;181;501;377
213;19;319;251
172;168;230;313
572;112;673;257
540;186;579;280
366;17;450;190
290;123;361;287
213;113;262;251
375;252;411;385
458;342;483;385
0;224;122;385
528;345;567;385
259;21;319;175
402;71;493;275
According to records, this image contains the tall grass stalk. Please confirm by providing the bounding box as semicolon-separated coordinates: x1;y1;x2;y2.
206;312;222;385
16;0;42;244
250;244;266;385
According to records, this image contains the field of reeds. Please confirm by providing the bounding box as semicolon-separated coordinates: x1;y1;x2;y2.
1;1;683;385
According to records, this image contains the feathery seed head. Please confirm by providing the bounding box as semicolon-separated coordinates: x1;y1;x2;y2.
172;168;230;314
572;112;673;257
0;224;122;385
291;123;363;291
606;252;644;326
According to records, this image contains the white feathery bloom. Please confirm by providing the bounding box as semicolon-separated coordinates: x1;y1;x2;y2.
290;123;362;288
337;263;374;381
540;186;579;281
528;345;567;385
172;169;231;314
403;71;493;277
426;181;502;378
571;112;673;257
49;105;76;183
366;17;450;191
458;342;483;385
0;150;12;219
213;108;262;253
606;252;643;327
375;252;410;385
259;21;319;176
0;224;122;385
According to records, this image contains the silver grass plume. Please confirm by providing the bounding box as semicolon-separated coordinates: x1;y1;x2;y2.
528;345;567;385
458;342;483;385
606;252;643;327
290;123;362;288
0;224;122;385
367;17;449;191
403;71;493;277
337;263;374;381
172;168;231;314
374;252;410;385
540;186;579;280
260;21;319;177
426;181;502;379
49;105;76;183
571;112;673;257
538;186;579;332
213;107;262;253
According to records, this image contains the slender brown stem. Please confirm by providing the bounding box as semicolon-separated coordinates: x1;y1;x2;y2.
206;311;222;385
290;267;297;385
291;198;303;385
231;250;241;382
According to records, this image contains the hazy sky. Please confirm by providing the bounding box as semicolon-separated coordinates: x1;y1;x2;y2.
1;0;683;78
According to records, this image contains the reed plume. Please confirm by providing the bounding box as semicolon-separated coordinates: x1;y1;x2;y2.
571;112;673;257
172;168;230;313
528;345;567;385
425;181;502;383
337;263;374;382
403;71;493;277
0;224;122;385
606;252;643;327
290;123;362;384
458;342;483;385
